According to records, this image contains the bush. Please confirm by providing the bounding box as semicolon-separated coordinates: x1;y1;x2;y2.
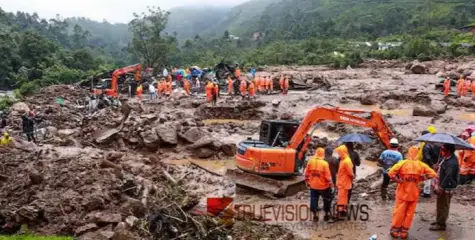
16;81;39;98
0;95;13;111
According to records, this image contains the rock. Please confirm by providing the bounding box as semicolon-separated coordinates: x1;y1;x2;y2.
435;71;446;78
75;223;98;236
120;197;146;217
447;71;460;80
221;143;237;156
11;102;30;114
191;100;202;108
46;126;58;136
189;138;215;149
93;212;122;224
57;129;78;137
280;113;293;120
410;61;428;74
139;130;159;150
193;148;216;158
468;71;475;80
180;128;209;144
99;231;115;239
458;98;475;108
106;152;124;161
431;101;447;114
29;171;43;185
381;99;400;110
79;231;110;240
155;124;178;145
112;228;139;240
360;95;378;105
125;216;138;228
272;99;281;107
413;105;437;117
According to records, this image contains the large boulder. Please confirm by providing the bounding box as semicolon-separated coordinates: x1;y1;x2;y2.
272;99;281;107
413;105;438;117
409;61;428;74
360;95;378;105
431;101;447;114
193;148;216;158
179;127;210;144
381;99;401;110
140;130;160;150
155;124;178;145
11;102;30;115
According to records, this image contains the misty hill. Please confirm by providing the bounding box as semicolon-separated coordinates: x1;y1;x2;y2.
66;17;131;48
165;0;475;41
164;0;274;40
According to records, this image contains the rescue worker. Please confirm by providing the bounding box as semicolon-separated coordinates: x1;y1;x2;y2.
459;132;475;184
335;145;354;219
205;81;213;103
235;67;241;79
240;78;247;97
265;76;271;94
443;77;451;97
388;146;436;239
430;144;459;232
463;78;471;97
149;82;157;100
184;79;191;96
260;76;266;93
457;75;464;97
283;76;290;95
472;80;475;99
136;84;143;101
305;148;334;222
255;76;261;94
379;138;403;200
0;131;13;146
22;114;36;143
227;77;233;95
158;79;165;96
345;142;361;176
212;83;219;106
248;80;256;99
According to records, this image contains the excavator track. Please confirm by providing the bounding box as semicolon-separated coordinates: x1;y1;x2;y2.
226;168;306;197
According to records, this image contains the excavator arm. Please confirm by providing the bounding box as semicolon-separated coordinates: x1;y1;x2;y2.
105;64;142;97
288;107;394;160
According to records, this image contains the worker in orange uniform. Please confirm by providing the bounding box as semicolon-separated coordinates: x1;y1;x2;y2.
464;78;471;97
211;82;219;106
283;76;290;95
388;146;436;239
183;79;191;96
255;77;261;94
240;78;247;98
459;132;475;184
260;76;266;93
235;68;241;79
443;77;451;97
248;80;256;99
205;81;213;103
305;147;334;222
157;79;164;96
136;84;143;101
166;79;173;96
335;145;354;219
472;80;475;99
227;77;234;95
457;75;464;97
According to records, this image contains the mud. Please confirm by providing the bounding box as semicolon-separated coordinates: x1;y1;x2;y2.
1;58;475;239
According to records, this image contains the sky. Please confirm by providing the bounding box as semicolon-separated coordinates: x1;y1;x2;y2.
0;0;249;23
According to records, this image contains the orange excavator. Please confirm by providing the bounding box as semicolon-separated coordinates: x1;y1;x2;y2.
227;106;394;196
92;64;142;97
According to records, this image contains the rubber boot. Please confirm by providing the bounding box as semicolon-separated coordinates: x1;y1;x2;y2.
313;211;319;222
400;228;409;239
390;227;400;238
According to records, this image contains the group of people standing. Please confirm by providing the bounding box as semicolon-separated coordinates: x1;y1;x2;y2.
227;74;291;98
304;125;470;239
443;75;475;98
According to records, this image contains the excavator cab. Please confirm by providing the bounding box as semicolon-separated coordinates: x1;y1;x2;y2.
259;120;300;147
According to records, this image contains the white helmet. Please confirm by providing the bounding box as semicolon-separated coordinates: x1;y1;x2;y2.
390;138;399;145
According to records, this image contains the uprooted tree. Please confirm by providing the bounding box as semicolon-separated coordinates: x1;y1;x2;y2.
128;6;177;74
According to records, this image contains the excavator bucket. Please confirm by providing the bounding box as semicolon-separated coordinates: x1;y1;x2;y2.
226;169;306;197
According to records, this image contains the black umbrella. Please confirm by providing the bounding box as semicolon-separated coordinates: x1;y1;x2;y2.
337;133;373;144
415;133;474;150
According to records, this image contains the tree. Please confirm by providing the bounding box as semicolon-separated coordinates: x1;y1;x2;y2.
129;6;176;73
71;24;89;49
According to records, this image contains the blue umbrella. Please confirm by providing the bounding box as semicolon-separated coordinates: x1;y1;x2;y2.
337;133;373;144
415;133;474;150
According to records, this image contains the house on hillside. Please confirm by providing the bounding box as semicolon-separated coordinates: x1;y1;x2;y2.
458;23;475;33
